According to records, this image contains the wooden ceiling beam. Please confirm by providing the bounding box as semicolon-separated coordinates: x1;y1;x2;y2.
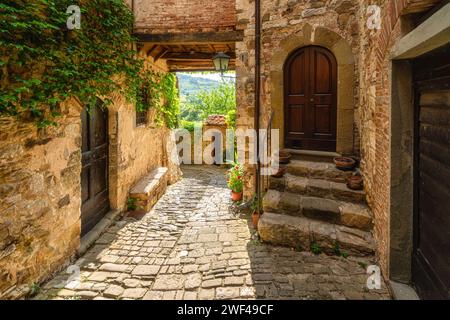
167;60;236;72
154;46;169;62
146;45;158;57
162;52;236;60
134;31;244;44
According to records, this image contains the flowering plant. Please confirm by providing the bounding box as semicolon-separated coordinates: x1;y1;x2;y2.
227;163;244;193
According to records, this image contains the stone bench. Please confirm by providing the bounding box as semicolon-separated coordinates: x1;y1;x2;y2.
129;167;168;212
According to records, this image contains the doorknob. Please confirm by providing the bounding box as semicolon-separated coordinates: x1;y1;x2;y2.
310;98;314;102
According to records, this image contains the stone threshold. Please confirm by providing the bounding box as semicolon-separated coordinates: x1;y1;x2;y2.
389;281;420;300
79;209;122;256
284;148;341;158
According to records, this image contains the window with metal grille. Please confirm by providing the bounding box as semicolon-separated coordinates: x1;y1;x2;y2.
135;110;148;127
136;84;149;127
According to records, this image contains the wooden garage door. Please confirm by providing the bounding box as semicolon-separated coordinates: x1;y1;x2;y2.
412;43;450;300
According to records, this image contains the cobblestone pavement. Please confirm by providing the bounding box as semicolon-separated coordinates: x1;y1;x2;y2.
36;165;391;300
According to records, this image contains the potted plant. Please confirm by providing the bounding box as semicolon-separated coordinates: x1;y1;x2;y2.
333;156;356;171
347;173;364;190
227;163;244;202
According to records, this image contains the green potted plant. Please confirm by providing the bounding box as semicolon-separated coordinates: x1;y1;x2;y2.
227;163;244;201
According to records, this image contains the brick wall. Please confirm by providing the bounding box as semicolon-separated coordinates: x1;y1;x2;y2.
133;0;236;33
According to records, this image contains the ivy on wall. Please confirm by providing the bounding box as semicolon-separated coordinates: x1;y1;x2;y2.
137;70;179;129
0;0;145;127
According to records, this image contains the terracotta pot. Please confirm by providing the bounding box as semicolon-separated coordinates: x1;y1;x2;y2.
231;191;243;202
333;157;356;171
252;212;260;230
271;167;286;178
347;175;364;190
278;151;292;164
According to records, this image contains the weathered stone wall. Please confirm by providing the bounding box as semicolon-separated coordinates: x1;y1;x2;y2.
355;0;440;278
236;0;362;197
0;100;82;298
0;55;181;298
109;55;181;211
133;0;236;33
234;0;419;276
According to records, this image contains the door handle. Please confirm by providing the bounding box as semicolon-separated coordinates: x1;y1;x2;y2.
310;98;314;102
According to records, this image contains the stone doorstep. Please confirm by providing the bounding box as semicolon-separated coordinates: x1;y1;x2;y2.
270;174;365;203
286;159;354;183
263;189;372;231
258;212;375;257
79;209;122;256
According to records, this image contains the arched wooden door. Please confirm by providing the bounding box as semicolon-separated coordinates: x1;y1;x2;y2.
284;46;337;151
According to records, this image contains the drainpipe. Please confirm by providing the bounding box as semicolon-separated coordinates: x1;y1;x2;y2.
255;0;262;213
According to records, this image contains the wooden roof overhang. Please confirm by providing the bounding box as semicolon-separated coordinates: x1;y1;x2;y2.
135;31;243;72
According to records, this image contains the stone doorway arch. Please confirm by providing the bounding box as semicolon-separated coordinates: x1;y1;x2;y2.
270;25;355;155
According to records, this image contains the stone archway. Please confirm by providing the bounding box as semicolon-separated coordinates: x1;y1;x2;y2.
269;25;355;155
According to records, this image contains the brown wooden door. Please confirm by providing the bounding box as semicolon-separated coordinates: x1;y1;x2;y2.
284;46;337;151
412;43;450;300
81;101;110;236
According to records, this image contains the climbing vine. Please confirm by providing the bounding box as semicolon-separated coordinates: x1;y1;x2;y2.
137;70;179;129
0;0;144;127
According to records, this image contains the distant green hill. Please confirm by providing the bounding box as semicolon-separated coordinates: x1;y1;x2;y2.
177;73;220;98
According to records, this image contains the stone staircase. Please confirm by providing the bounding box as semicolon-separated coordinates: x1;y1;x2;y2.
258;156;375;257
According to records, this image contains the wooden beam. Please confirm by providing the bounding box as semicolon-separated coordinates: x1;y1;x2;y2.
154;47;169;62
167;60;236;72
134;31;244;43
146;45;158;57
162;52;236;60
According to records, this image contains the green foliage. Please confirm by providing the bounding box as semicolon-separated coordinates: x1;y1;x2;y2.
30;282;41;296
180;119;201;133
0;0;143;126
227;163;244;193
310;242;323;255
226;109;236;129
127;197;137;211
160;73;180;129
333;242;349;258
180;81;236;122
137;71;180;129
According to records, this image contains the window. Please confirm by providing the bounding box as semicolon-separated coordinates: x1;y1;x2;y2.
135;110;148;127
136;84;149;127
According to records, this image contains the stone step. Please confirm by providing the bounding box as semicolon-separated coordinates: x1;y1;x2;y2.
269;174;365;203
258;212;375;257
129;167;168;212
285;159;354;183
263;189;372;231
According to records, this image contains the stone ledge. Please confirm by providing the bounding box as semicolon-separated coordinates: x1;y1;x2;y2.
263;189;373;231
270;174;366;203
258;212;375;257
129;167;168;212
286;160;354;183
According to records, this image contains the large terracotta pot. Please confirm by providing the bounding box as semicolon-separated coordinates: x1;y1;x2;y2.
347;175;364;190
333;157;356;171
231;191;243;202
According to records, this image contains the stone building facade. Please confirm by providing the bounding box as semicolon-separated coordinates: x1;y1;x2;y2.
0;55;181;298
1;0;448;299
234;0;447;292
